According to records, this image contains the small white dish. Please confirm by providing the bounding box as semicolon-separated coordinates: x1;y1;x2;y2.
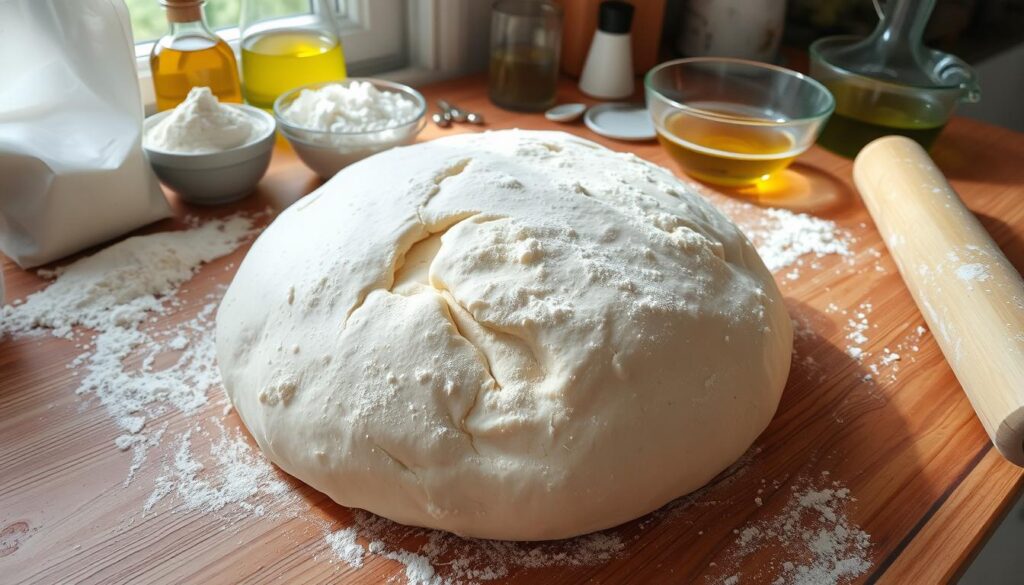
583;103;656;141
545;103;587;123
143;105;276;205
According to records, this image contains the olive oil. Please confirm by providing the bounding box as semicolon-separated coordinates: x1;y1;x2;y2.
656;104;798;186
241;30;347;109
151;37;242;111
817;83;947;158
150;1;242;112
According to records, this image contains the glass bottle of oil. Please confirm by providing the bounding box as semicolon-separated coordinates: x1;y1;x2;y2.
150;0;242;112
239;0;347;110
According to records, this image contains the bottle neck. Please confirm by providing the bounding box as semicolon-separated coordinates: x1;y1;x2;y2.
168;19;216;39
160;4;220;52
164;1;210;28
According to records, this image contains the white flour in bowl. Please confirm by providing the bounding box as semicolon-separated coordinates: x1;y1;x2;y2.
146;87;260;153
280;80;419;133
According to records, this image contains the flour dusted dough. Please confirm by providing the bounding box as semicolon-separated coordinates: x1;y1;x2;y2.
216;130;792;540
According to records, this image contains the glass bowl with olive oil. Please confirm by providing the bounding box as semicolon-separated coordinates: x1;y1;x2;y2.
645;58;834;187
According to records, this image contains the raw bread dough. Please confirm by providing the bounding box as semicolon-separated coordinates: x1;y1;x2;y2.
216;130;792;540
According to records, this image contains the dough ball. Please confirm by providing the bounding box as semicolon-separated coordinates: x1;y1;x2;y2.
216;130;792;540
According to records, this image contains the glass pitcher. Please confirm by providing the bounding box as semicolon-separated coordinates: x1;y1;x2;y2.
239;0;348;109
810;0;980;156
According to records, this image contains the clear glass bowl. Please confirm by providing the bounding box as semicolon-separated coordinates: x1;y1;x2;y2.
645;58;834;187
273;78;427;179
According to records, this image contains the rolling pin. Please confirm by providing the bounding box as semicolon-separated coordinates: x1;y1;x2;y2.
854;136;1024;467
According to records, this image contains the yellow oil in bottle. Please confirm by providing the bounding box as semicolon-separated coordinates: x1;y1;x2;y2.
151;36;242;111
241;30;347;109
657;105;798;187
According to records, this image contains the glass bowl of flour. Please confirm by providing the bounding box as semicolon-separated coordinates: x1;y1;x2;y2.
273;78;427;179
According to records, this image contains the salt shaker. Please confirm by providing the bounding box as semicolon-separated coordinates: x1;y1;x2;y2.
578;1;635;100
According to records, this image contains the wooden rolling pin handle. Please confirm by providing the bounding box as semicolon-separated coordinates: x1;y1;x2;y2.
854;136;1024;467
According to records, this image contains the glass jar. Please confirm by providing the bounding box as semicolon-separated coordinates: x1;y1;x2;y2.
239;0;348;109
489;0;563;112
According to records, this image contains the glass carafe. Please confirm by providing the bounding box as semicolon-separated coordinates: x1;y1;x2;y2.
239;0;348;109
810;0;980;156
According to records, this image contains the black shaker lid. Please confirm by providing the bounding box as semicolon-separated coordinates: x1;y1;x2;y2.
598;1;634;34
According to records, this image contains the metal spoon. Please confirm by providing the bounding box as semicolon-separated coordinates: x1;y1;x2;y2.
431;111;451;128
435;99;484;126
440;100;470;123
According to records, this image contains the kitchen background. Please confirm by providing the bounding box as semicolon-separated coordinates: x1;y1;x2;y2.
118;0;1024;581
123;0;1024;132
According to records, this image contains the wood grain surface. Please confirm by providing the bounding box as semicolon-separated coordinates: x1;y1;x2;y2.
2;75;1023;584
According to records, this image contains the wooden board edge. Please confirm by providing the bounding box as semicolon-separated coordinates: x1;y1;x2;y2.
874;446;1024;584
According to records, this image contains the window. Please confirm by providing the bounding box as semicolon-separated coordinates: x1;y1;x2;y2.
127;0;406;93
126;0;486;109
124;0;264;42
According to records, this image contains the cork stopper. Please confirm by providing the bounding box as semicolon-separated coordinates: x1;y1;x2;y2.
161;0;203;23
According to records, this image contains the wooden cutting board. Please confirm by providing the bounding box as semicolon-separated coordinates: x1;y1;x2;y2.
2;75;1023;584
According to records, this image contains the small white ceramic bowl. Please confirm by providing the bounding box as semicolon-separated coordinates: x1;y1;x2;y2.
273;78;427;179
143;105;276;205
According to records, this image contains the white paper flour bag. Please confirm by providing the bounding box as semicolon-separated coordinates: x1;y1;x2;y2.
0;0;171;268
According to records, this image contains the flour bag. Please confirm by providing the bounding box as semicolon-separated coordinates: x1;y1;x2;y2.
0;0;171;268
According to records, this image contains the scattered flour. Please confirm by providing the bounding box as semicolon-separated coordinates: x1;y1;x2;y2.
718;476;872;585
840;303;874;363
863;325;929;386
1;215;258;483
955;262;990;283
2;216;254;337
369;541;438;585
326;510;626;584
718;200;853;275
326;528;365;569
145;422;292;516
879;349;901;367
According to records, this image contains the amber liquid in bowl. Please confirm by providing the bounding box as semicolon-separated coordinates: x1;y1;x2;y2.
656;103;798;187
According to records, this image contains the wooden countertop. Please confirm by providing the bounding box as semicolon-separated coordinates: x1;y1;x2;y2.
2;75;1024;584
